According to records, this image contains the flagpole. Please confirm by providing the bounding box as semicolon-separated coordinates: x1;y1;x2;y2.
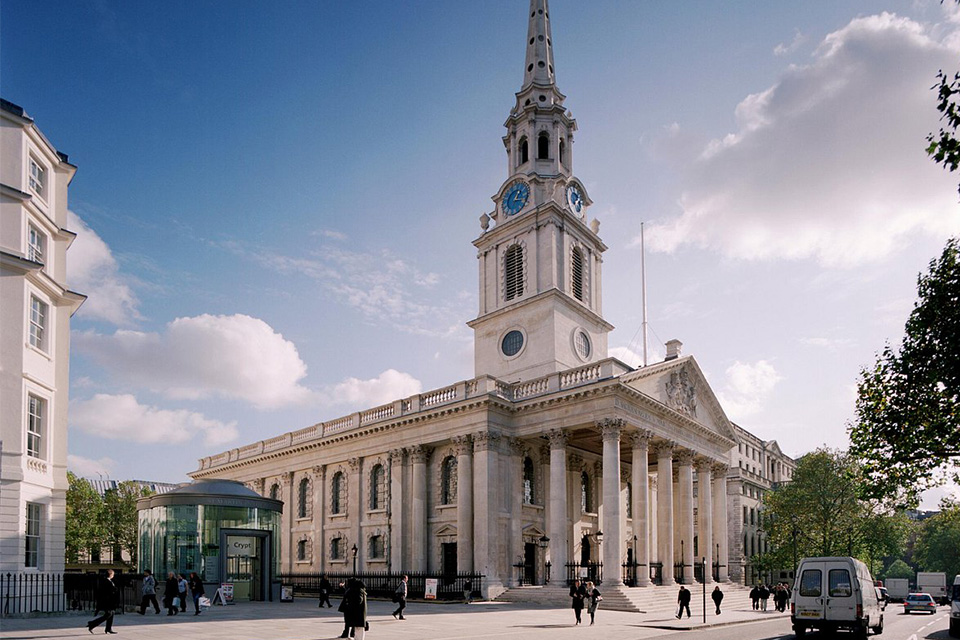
641;222;648;367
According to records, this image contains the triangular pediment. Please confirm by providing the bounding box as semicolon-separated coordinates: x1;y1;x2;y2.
435;524;458;537
619;355;738;444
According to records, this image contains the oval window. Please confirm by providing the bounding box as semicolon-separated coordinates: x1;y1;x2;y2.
502;330;524;357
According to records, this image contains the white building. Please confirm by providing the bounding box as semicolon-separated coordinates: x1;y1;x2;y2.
1;98;85;574
192;0;794;604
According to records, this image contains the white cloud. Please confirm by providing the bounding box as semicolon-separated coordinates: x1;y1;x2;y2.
74;314;312;409
66;211;140;325
323;369;422;409
67;454;116;478
718;360;783;420
71;394;238;446
774;29;806;56
646;12;960;268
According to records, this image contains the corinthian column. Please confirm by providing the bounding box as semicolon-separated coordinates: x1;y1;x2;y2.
712;463;730;582
473;431;503;596
410;445;429;571
597;418;624;586
654;441;675;586
389;449;405;571
695;458;713;584
547;429;569;573
453;435;474;573
676;449;695;584
312;465;325;572
630;430;652;586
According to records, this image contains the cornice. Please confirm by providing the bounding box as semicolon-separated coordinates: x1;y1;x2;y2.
467;286;614;332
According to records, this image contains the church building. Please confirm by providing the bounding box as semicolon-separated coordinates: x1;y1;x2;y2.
192;0;795;601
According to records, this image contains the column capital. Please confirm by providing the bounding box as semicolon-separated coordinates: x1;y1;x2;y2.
629;429;653;448
409;444;431;464
254;478;266;494
451;434;473;457
593;459;603;475
595;417;625;440
711;462;730;477
693;457;713;473
620;469;630;484
389;448;406;463
674;449;696;466
348;457;362;471
567;453;584;472
281;471;295;487
472;430;501;452
652;440;676;458
312;465;325;478
539;444;551;462
506;437;526;457
547;428;569;449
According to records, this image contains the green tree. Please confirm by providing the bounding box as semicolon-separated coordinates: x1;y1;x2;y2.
927;70;960;195
914;500;960;579
65;472;104;563
761;449;908;573
849;238;960;505
882;558;915;581
101;481;152;568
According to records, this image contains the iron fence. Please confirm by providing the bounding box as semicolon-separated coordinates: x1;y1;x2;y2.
563;562;602;586
650;562;663;585
277;570;482;601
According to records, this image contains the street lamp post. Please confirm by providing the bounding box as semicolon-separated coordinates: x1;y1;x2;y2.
538;535;550;586
680;539;685;584
351;544;358;576
595;531;603;584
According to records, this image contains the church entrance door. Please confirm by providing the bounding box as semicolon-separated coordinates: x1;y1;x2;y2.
441;542;457;584
524;542;536;585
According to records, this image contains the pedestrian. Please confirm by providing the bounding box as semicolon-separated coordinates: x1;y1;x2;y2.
391;574;408;620
318;575;333;608
188;572;205;615
777;584;790;612
177;574;188;612
712;585;724;615
463;579;472;604
750;584;760;610
569;578;586;625
87;569;119;634
340;578;367;640
677;585;691;619
163;571;179;615
586;581;602;626
759;583;770;611
138;569;161;615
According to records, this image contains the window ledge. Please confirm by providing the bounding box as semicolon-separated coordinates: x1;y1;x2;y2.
436;503;457;511
367;508;387;515
26;342;52;361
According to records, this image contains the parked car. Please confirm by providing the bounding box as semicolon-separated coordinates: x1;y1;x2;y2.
791;557;883;638
904;593;937;615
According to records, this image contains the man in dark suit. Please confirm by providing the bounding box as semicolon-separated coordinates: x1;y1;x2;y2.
87;569;119;634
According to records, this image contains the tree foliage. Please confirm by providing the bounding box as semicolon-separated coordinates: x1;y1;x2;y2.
849;238;960;505
101;481;152;568
881;558;915;581
65;472;104;563
759;449;908;575
927;69;960;195
914;500;960;579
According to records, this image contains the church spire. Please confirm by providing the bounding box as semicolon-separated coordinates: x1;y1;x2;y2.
522;0;556;91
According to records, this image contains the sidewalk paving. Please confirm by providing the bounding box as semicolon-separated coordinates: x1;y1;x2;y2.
0;598;792;640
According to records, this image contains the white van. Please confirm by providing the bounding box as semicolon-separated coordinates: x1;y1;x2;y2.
949;574;960;638
791;557;883;637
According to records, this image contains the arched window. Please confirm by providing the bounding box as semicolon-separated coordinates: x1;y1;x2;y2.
571;246;585;302
626;482;633;519
559;138;566;165
297;477;309;518
297;539;307;562
331;471;345;514
523;457;536;505
369;535;385;559
504;244;524;301
537;132;549;159
269;483;280;501
370;464;386;510
441;456;458;505
518;136;529;165
330;536;344;560
581;471;593;513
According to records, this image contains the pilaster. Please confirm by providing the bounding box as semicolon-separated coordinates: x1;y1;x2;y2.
389;449;405;571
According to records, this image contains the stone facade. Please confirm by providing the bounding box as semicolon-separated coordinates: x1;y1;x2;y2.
191;0;794;599
0;99;85;574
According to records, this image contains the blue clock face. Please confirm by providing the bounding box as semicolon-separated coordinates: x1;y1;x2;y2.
567;184;583;213
503;181;530;216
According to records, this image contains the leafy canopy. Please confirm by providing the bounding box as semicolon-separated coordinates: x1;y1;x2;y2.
849;238;960;505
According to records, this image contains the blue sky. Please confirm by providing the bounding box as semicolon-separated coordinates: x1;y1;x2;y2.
3;1;958;507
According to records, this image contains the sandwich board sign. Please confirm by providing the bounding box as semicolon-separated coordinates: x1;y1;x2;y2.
425;578;438;600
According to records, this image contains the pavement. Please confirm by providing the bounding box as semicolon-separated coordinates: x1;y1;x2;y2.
0;596;792;640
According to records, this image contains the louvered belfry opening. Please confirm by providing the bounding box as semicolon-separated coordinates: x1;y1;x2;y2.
572;246;584;301
505;244;525;301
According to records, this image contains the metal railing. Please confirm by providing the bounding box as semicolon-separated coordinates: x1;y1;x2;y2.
564;562;602;586
2;572;144;617
277;570;482;601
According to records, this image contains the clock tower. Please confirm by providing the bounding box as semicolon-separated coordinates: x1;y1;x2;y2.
468;0;613;382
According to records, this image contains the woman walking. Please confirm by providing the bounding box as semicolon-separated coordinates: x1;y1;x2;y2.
188;572;205;615
342;578;368;640
569;579;586;625
163;572;179;615
86;569;119;634
586;581;602;626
